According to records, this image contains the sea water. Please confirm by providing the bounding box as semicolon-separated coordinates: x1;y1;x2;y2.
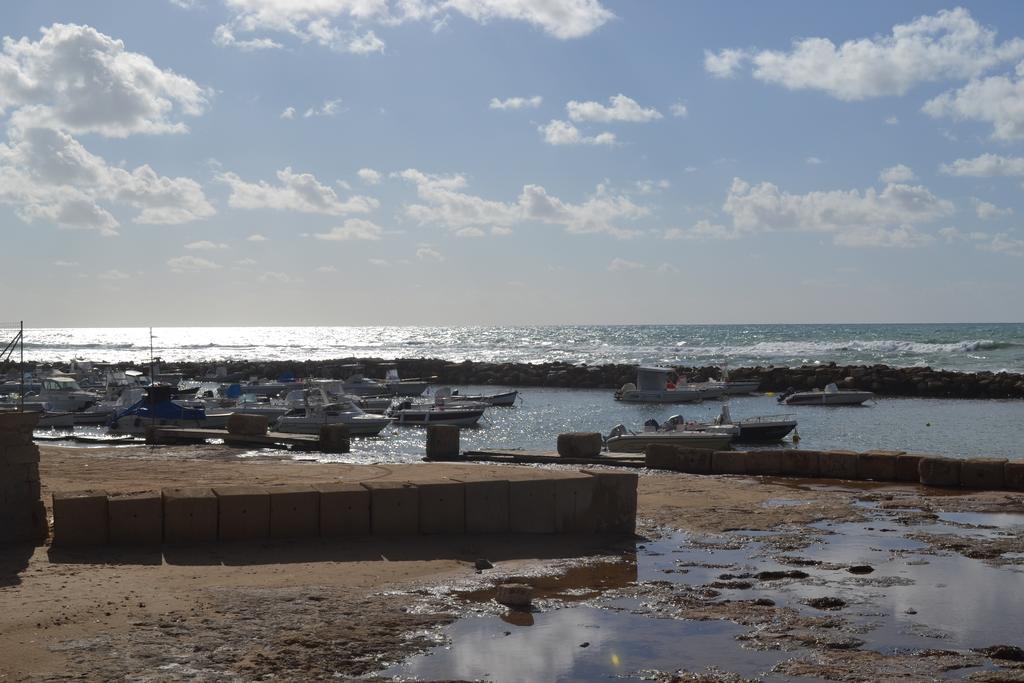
9;323;1024;373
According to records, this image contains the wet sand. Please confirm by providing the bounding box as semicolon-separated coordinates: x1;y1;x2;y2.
1;444;1023;681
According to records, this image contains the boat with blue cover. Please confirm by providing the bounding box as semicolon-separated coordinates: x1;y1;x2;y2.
108;385;231;433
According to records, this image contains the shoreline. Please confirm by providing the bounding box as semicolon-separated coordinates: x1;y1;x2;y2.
2;445;1022;680
14;356;1024;399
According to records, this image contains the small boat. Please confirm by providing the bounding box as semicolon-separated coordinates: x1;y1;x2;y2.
779;383;873;406
387;389;487;427
272;395;391;436
380;368;431;397
615;367;723;403
604;419;735;453
108;385;232;433
446;388;519;407
665;406;798;443
25;376;100;412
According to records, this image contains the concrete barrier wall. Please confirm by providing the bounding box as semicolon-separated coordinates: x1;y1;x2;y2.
0;411;47;544
644;444;1024;492
51;469;640;546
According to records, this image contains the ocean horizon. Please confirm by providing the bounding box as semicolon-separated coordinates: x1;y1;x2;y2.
8;323;1024;374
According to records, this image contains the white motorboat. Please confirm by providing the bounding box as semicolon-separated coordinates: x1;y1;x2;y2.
272;396;392;436
615;367;724;403
779;383;873;406
387;390;487;427
604;419;734;453
663;407;798;443
25;376;100;412
380;368;430;397
446;388;519;407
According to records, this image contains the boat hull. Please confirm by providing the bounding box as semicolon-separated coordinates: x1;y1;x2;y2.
272;415;391;436
615;389;717;403
782;392;872;406
392;409;484;427
734;421;798;442
606;432;733;453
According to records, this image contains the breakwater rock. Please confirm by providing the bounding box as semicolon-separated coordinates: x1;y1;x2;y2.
55;358;1024;400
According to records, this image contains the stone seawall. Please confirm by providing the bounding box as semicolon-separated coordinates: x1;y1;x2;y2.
27;358;1024;399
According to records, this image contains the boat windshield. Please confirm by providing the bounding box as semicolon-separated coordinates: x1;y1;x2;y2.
42;378;84;393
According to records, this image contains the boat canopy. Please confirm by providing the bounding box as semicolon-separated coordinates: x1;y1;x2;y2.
636;366;673;391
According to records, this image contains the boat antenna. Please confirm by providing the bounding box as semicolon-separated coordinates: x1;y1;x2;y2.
149;327;154;383
19;321;24;412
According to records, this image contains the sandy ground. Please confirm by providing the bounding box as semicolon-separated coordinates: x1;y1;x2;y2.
1;444;1023;681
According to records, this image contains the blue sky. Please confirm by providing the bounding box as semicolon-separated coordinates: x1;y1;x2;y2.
2;1;1024;325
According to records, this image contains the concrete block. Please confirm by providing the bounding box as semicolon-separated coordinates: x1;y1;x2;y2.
163;488;218;544
583;470;638;536
508;477;557;533
214;486;270;541
417;479;465;534
453;478;509;534
818;451;859;480
108;491;163;545
856;452;899;481
362;482;419;535
895;454;925;482
645;445;712;473
319;424;350;453
918;457;961;488
746;450;783;476
0;499;47;543
960;458;1008;490
777;450;819;477
0;444;40;465
557;432;602;459
52;490;108;546
0;432;32;448
226;413;269;436
316;483;370;536
269;485;319;538
0;478;40;505
425;425;461;461
554;473;596;534
1005;462;1024;491
0;411;40;434
711;450;749;475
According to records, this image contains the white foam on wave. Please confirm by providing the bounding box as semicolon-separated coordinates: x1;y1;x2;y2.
675;339;1005;358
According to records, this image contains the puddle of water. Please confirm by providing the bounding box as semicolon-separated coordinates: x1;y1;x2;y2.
762;498;814;508
381;607;789;683
935;512;1024;528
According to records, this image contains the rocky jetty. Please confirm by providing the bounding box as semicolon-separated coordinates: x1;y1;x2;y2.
23;357;1023;400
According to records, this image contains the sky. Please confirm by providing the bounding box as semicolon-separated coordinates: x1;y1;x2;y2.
2;1;1024;326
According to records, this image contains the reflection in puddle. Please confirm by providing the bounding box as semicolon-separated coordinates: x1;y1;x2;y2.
382;506;1024;681
382;607;788;683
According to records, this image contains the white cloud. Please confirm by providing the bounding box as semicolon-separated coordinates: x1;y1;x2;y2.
805;156;823;166
973;198;1013;220
217;167;379;215
212;0;613;51
634;179;670;195
720;177;953;247
259;271;297;283
885;116;900;125
664;220;741;241
235;257;258;266
213;24;284;49
53;260;79;267
368;258;389;266
246;233;269;241
708;8;1024;100
940;153;1024;176
280;106;296;119
924;63;1024;140
607;257;643;271
539;120;615;146
941;227;1024;256
0;126;214;232
416;245;443;262
878;164;916;183
398;168;648;238
347;30;385;54
704;48;748;78
566;94;662;123
357;168;382;184
313;218;384;240
489;95;543;110
97;269;131;280
669;102;688;118
185;240;228;250
0;23;210;137
303;98;343;117
167;255;221;271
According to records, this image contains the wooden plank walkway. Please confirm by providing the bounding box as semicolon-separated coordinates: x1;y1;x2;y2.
147;427;323;450
463;448;646;468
